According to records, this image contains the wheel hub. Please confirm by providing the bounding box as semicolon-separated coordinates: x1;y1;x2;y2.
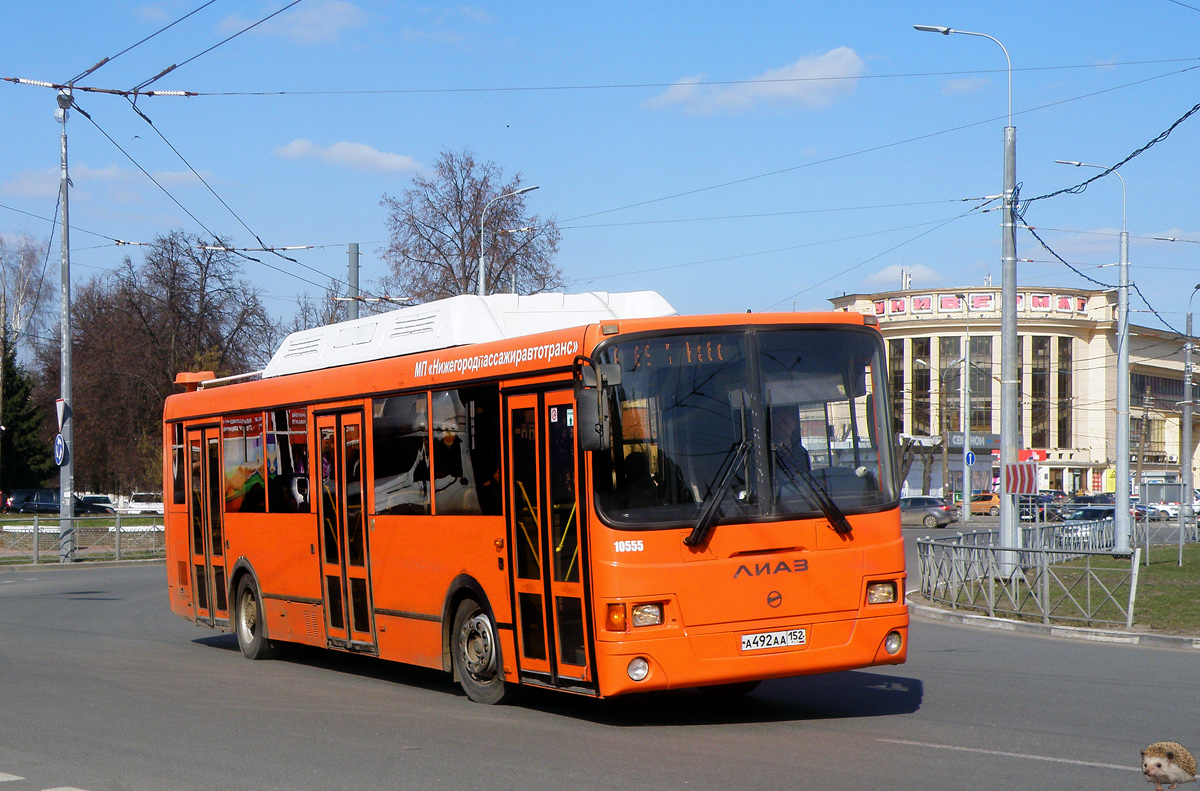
460;613;497;679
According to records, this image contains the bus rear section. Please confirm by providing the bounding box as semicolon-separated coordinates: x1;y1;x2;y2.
575;321;907;696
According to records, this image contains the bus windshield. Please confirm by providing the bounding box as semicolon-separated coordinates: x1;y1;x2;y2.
593;327;896;528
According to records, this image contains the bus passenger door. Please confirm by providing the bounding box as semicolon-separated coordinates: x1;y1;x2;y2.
187;426;228;627
506;391;593;692
316;411;377;653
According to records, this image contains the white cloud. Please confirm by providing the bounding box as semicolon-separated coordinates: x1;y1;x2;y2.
646;47;866;115
1;164;200;200
1;168;59;199
865;264;943;289
275;139;422;173
221;0;366;44
942;77;989;95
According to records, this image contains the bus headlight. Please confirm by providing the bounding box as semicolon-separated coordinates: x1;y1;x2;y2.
866;581;897;604
630;603;663;627
627;657;650;681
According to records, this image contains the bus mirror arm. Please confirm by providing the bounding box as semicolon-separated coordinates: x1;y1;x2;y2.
573;356;621;453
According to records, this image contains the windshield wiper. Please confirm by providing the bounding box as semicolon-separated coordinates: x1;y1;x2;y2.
684;439;750;547
774;452;853;535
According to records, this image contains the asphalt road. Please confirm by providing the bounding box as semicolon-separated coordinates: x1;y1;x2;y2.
0;561;1194;791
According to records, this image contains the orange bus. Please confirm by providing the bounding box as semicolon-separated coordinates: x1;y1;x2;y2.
163;291;907;703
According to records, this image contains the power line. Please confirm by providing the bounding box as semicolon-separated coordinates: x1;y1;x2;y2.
64;0;219;85
565;64;1200;224
171;56;1200;96
132;0;305;93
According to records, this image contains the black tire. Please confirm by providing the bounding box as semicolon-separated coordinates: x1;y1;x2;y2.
451;598;514;704
989;506;1000;516
234;576;276;660
698;680;761;698
922;514;939;529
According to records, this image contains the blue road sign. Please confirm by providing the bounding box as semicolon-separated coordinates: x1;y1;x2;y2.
54;433;66;466
965;450;976;467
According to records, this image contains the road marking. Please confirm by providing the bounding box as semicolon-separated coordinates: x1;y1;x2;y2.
878;739;1138;772
0;774;23;782
44;787;93;790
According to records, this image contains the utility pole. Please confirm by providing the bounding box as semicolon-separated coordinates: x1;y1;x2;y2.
1134;383;1151;501
961;295;972;524
1115;228;1132;551
0;291;5;502
1180;296;1196;565
56;89;75;563
347;243;360;321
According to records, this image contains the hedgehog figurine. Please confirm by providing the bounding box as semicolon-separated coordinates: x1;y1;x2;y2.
1142;742;1197;790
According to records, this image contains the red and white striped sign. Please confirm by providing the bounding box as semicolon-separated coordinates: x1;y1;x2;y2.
1005;462;1039;495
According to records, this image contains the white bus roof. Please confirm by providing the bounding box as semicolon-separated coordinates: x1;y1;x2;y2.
261;290;677;379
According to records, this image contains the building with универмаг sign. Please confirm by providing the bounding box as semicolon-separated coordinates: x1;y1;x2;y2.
829;285;1194;498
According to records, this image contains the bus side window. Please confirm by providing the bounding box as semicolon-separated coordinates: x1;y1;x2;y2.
433;385;502;516
372;393;431;515
266;408;311;513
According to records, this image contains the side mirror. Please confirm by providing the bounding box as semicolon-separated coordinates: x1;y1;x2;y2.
574;356;621;452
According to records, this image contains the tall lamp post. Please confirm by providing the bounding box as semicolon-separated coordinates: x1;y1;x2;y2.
961;293;972;523
915;25;1018;549
477;186;538;297
1056;159;1130;552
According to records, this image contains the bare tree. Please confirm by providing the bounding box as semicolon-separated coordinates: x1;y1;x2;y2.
286;278;349;332
379;149;564;302
35;230;276;492
0;234;53;360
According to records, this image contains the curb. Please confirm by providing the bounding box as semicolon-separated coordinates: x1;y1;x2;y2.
908;594;1200;650
0;558;165;573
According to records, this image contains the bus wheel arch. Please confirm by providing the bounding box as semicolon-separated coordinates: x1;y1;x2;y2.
229;560;276;660
442;576;514;704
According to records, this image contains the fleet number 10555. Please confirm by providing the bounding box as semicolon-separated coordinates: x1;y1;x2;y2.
614;540;644;553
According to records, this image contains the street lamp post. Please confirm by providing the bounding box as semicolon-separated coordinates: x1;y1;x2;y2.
1056;159;1131;551
916;24;1018;549
961;293;972;523
477;186;538;297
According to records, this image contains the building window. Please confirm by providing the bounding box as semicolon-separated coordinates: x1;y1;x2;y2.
1057;337;1072;448
912;337;931;436
1031;336;1051;448
939;336;960;433
888;339;905;435
969;335;992;433
1131;373;1184;411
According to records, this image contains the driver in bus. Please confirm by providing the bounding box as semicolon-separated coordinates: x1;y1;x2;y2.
771;406;811;496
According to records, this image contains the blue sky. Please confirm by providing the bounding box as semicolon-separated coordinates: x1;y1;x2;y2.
3;1;1200;329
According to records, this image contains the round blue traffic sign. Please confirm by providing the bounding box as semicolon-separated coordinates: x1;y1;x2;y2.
965;450;976;467
54;433;67;466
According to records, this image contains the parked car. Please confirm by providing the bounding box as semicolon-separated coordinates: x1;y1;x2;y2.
122;492;164;515
1066;493;1115;506
81;494;116;510
1055;505;1116;548
1039;489;1069;503
1018;494;1062;522
5;488;116;515
969;492;1002;516
900;496;959;529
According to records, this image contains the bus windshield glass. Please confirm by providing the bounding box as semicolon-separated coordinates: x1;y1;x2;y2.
593;327;896;528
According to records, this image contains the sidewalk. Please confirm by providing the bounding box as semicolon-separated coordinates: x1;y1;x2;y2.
908;593;1200;650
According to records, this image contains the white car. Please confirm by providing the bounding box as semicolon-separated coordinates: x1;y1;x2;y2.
123;492;164;515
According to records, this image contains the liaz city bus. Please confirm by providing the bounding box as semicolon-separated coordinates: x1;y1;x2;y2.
162;291;907;703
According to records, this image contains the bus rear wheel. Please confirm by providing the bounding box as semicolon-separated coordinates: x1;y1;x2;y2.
451;598;513;704
235;576;276;660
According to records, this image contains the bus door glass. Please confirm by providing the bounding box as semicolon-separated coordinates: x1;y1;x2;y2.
187;426;227;626
506;391;592;690
316;411;376;651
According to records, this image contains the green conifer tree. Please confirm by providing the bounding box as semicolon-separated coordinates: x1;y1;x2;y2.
1;324;54;495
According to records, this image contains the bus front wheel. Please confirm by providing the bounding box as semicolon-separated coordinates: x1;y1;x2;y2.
451;598;513;704
235;576;276;660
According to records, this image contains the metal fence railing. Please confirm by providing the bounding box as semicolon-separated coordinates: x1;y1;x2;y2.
0;515;165;565
916;533;1141;628
917;515;1199;628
